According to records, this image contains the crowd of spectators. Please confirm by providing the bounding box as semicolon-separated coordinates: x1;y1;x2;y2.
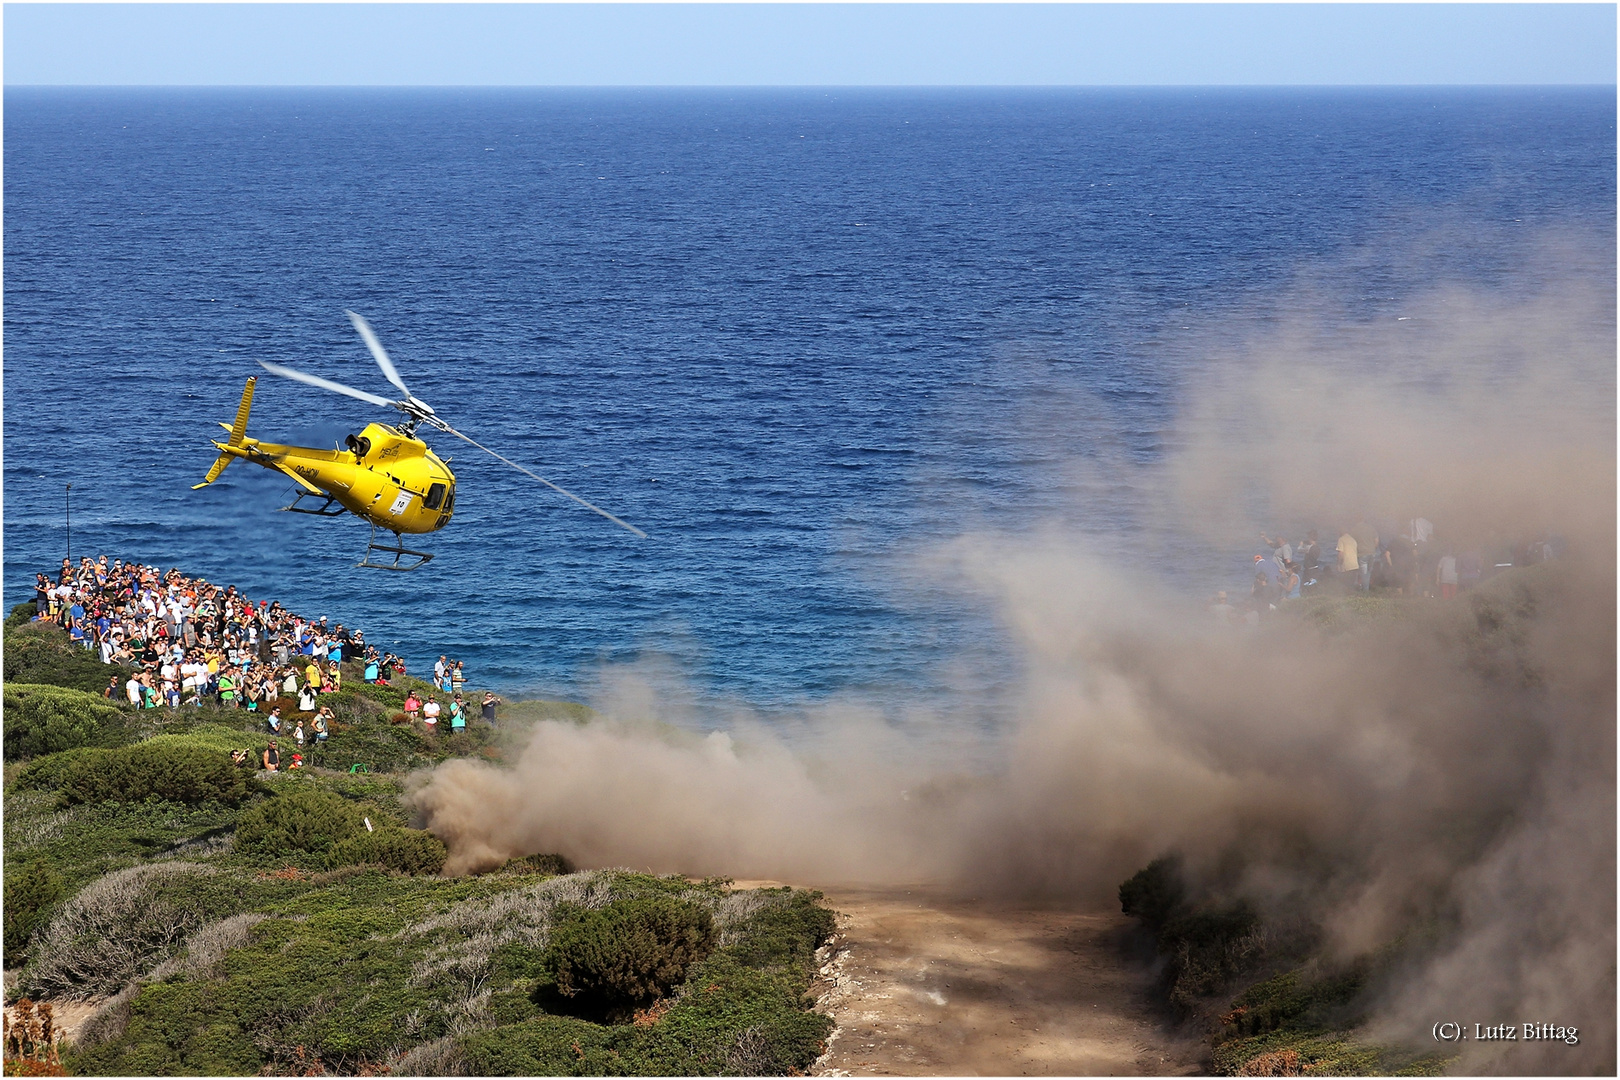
29;555;480;729
1211;517;1564;627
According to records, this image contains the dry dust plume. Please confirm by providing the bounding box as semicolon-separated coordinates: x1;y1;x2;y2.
410;253;1614;1071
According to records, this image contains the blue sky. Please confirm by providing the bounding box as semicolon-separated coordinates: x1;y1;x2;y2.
4;4;1615;86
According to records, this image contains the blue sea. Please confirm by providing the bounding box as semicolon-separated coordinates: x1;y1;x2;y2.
5;88;1613;716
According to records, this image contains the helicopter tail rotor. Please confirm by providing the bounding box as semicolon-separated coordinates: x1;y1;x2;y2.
192;377;257;490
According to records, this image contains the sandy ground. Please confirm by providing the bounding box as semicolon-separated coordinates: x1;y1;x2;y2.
1;995;102;1047
791;885;1206;1077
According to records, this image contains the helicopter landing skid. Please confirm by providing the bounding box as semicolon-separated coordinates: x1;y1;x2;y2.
279;491;347;517
359;526;434;571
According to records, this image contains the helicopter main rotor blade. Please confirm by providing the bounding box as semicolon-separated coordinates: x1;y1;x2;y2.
345;311;414;401
432;420;648;539
258;361;396;407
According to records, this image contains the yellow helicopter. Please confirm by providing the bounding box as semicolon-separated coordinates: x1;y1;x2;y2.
193;311;645;570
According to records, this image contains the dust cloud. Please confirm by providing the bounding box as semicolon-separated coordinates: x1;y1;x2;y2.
409;248;1614;1071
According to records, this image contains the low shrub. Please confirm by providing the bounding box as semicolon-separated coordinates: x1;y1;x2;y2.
54;742;249;807
325;826;447;875
1119;855;1186;933
463;884;835;1075
22;863;221;999
1120;855;1265;1011
4;860;66;961
3;683;134;761
233;790;363;858
497;852;576;876
13;747;103;792
1210;1029;1450;1077
541;895;719;1013
2;623;128;695
1219;966;1370;1042
7;600;39;628
724;889;837;972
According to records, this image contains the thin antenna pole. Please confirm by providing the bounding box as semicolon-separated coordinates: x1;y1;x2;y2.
65;484;72;566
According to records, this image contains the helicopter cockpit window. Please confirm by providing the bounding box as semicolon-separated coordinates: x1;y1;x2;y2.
444;489;454;513
424;483;447;511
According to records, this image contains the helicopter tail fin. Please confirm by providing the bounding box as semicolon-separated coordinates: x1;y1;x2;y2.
193;378;256;490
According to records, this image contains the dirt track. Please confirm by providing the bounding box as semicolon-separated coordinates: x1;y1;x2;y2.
799;885;1205;1077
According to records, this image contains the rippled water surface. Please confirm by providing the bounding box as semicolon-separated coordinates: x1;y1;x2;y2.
6;88;1612;714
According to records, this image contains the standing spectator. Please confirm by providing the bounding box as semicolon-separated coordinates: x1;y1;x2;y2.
422;695;441;727
364;650;380;684
1251;571;1280;619
480;691;502;728
404;690;422;721
1351;519;1379;592
1260;532;1294;568
1209;591;1237;627
293;720;306;749
126;674;143;708
1336;528;1360;592
313;708;330;745
449;695;467;731
1437;548;1459;600
1297;531;1322;586
267;706;282;735
263;740;280;772
105;674;122;699
451;660;465;697
297;682;317;713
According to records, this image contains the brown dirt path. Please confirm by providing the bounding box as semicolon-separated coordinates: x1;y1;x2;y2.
798;885;1206;1077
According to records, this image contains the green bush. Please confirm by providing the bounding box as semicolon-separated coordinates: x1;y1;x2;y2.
3;682;134;761
4;859;65;961
55;741;249;806
542;896;719;1012
1119;855;1186;933
1120;855;1264;1011
7;600;39;628
3;622;129;694
14;746;104;792
1220;966;1370;1041
325;826;447;875
727;889;837;972
234;790;363;858
497;852;576;876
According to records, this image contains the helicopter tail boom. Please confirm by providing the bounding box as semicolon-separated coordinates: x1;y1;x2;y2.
192;377;257;490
